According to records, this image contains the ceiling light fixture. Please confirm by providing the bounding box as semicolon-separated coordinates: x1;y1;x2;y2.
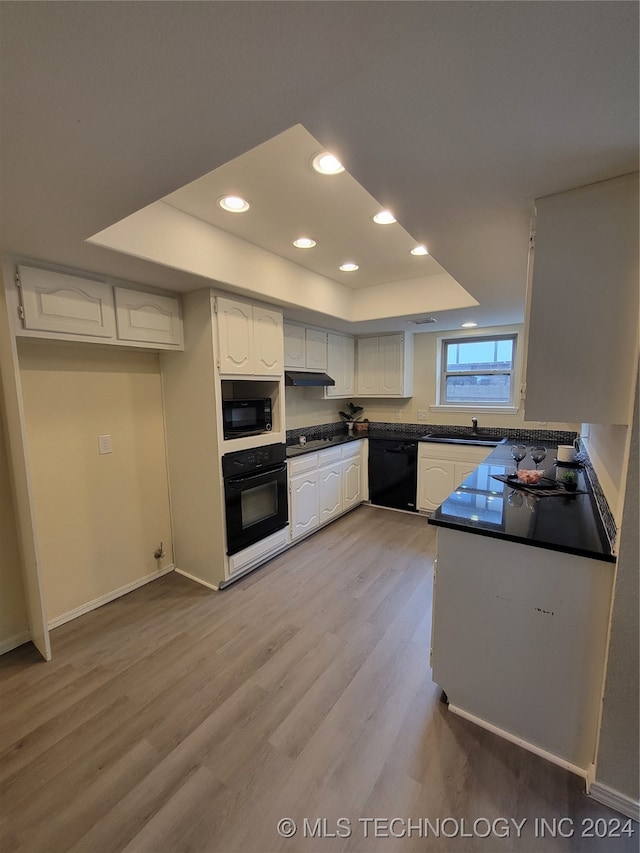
293;237;317;249
218;195;250;213
339;263;359;272
411;245;429;256
461;322;478;328
373;210;396;225
312;152;345;175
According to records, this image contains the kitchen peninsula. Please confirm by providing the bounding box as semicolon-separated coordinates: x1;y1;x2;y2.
428;441;615;777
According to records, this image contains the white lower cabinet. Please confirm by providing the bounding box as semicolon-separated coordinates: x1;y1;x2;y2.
289;470;320;540
342;457;363;510
288;440;365;542
319;462;343;524
417;443;490;512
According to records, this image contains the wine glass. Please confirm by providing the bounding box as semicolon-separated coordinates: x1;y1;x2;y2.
529;445;547;470
507;489;523;508
510;444;527;472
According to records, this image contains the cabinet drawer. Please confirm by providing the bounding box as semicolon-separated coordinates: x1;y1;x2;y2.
341;439;363;459
317;447;342;466
418;442;490;464
288;453;319;476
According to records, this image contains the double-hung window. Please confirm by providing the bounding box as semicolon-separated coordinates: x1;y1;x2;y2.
439;333;517;407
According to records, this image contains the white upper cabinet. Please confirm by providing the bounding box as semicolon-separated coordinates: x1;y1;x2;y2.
325;333;355;399
355;333;413;398
15;265;183;350
525;173;638;424
114;287;183;347
305;328;327;371
356;336;378;396
216;297;253;374
253;305;284;375
283;322;327;371
283;323;306;368
17;265;116;339
217;296;283;376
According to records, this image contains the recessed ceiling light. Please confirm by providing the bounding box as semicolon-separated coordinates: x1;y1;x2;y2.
411;245;429;256
293;237;317;249
339;263;359;272
461;322;478;328
373;210;396;225
312;152;344;175
218;195;250;213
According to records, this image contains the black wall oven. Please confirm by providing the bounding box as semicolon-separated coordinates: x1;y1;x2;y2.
222;443;288;556
222;398;273;440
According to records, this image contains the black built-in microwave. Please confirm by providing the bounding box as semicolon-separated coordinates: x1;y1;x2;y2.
222;398;273;439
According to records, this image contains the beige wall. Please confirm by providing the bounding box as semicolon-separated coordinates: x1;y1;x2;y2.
0;372;29;648
17;341;173;623
286;326;578;433
594;369;639;809
582;424;629;525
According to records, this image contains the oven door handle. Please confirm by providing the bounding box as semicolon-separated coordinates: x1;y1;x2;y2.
226;464;287;486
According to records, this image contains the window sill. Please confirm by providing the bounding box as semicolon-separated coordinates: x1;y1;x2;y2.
429;404;520;415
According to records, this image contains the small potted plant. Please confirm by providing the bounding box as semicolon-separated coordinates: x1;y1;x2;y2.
339;402;365;434
561;470;578;492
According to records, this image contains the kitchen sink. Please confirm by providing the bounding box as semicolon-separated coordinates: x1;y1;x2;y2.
421;432;503;446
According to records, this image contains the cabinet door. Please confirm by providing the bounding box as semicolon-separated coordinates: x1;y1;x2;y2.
290;472;319;540
318;463;343;524
454;461;478;487
114;287;183;346
356;337;378;395
419;460;456;511
341;335;355;397
342;456;363;510
325;333;355;398
253;306;283;375
284;322;305;368
379;334;404;395
18;265;116;339
305;328;327;371
217;297;253;374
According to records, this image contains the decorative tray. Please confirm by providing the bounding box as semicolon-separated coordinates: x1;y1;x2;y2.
491;473;587;496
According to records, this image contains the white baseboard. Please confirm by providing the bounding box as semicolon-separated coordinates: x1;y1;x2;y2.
448;704;588;779
588;781;640;822
47;565;175;629
0;630;31;656
174;567;219;591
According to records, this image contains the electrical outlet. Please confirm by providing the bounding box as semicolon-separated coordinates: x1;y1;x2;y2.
98;434;112;455
417;409;428;421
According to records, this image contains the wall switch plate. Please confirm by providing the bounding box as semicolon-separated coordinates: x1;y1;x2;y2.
98;434;112;455
417;410;428;421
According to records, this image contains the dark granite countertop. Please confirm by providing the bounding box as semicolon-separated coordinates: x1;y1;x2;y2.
286;428;503;457
428;441;615;563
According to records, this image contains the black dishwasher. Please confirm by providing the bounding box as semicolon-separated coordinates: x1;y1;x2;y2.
368;438;418;512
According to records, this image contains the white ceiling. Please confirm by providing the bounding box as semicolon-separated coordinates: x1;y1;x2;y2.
162;124;450;290
0;2;637;333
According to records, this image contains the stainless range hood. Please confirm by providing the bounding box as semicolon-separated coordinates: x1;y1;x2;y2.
285;371;336;387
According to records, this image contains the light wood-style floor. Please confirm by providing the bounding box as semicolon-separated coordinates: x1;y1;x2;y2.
0;506;635;853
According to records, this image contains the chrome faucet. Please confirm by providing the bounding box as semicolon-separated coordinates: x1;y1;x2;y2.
471;417;478;435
